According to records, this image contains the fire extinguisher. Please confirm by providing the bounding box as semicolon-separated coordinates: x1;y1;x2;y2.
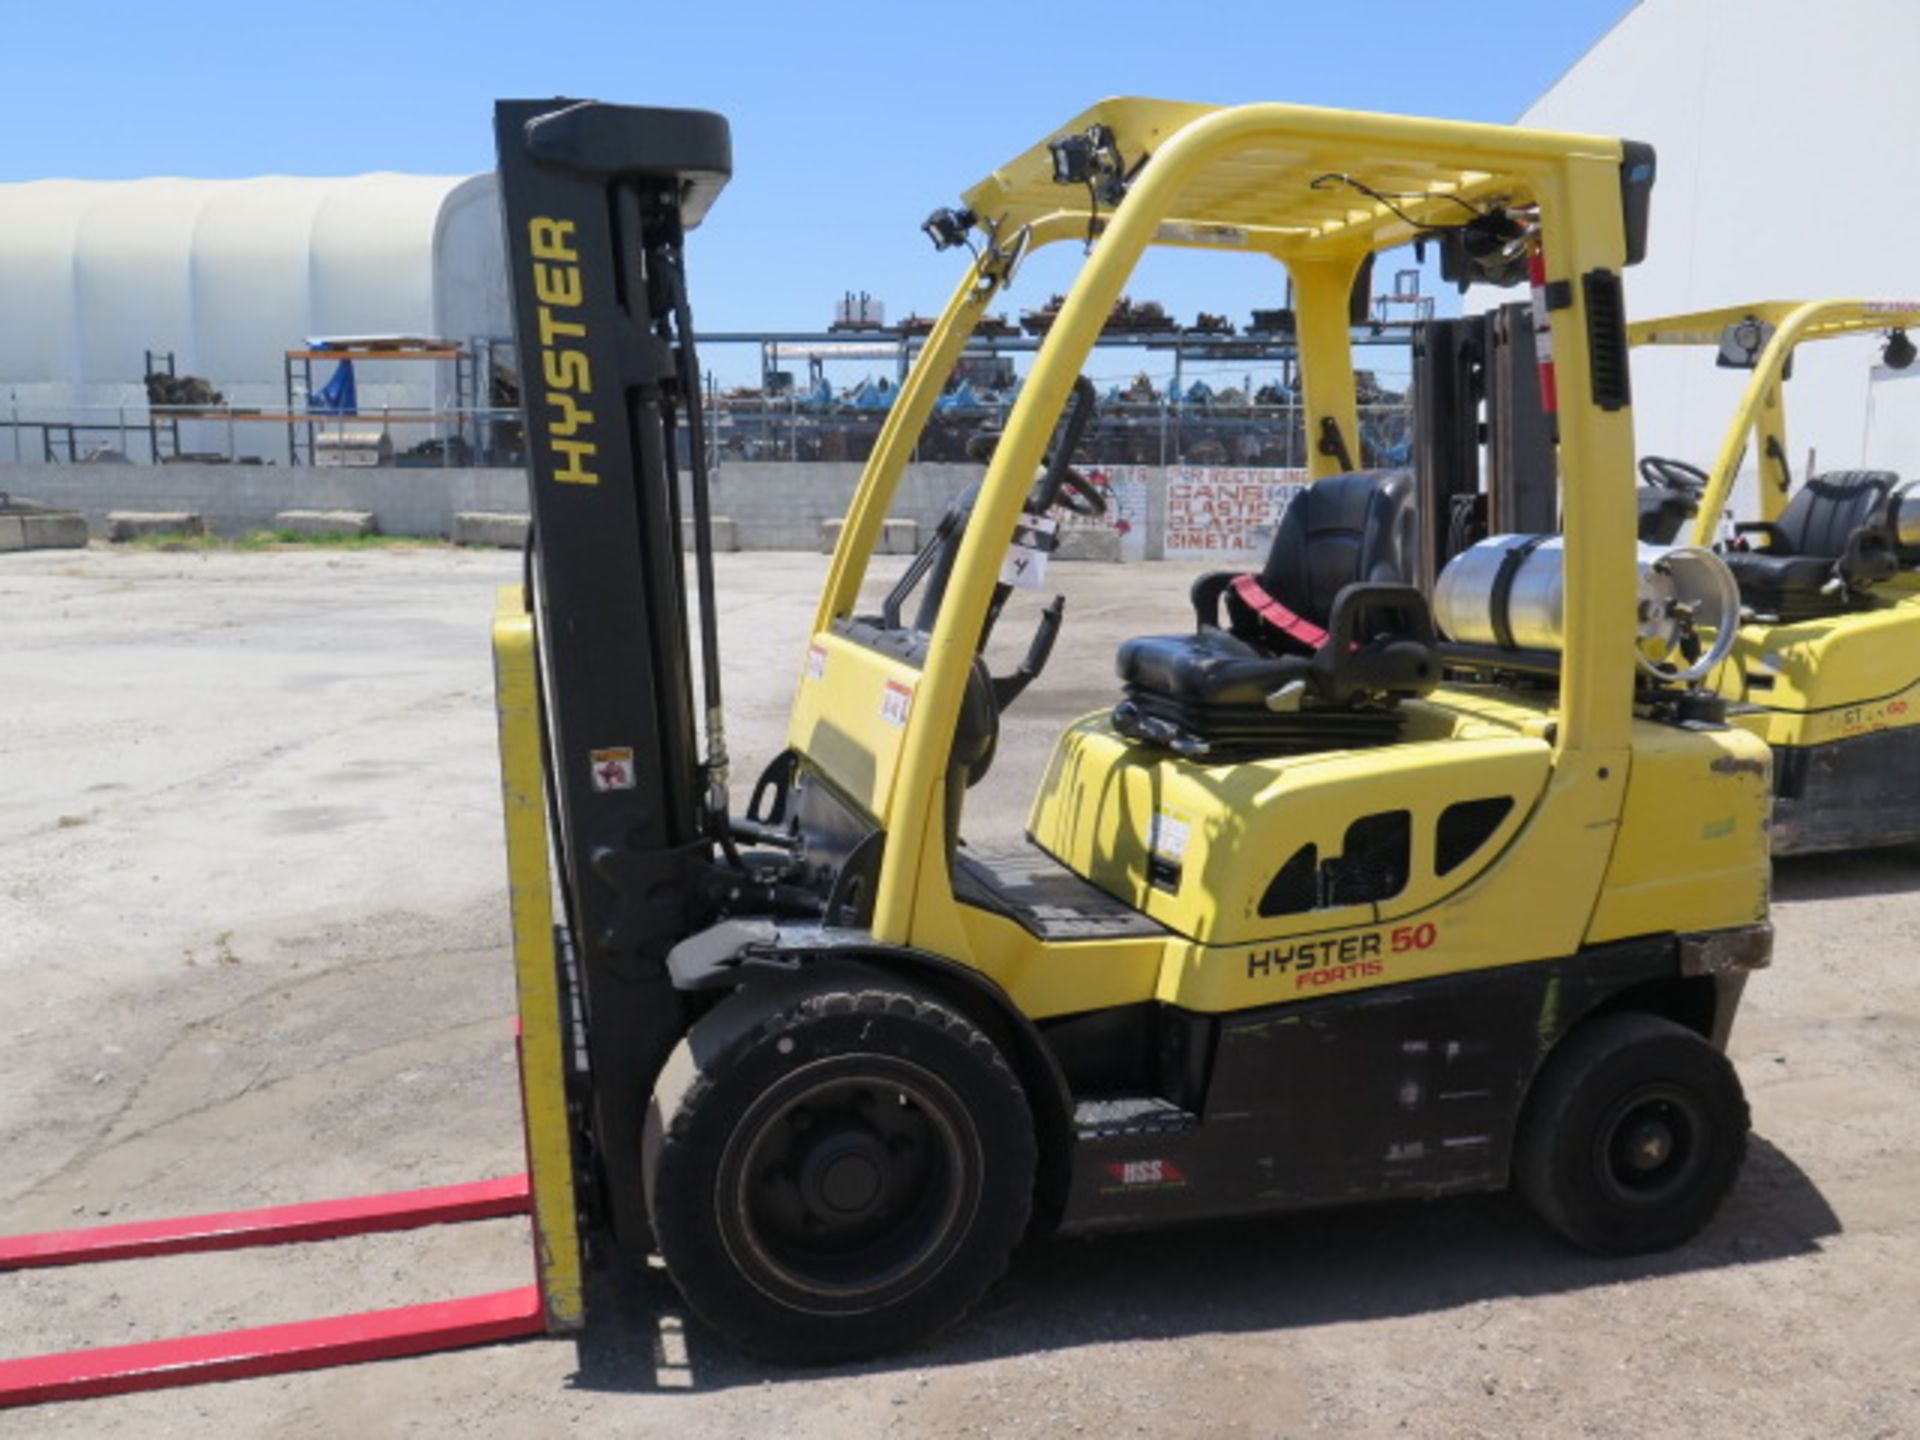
1528;243;1557;417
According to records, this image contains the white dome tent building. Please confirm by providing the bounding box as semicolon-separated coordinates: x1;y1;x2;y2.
0;172;508;462
1517;0;1920;511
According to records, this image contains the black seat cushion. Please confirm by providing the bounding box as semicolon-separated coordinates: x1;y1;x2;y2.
1724;471;1898;619
1113;630;1404;756
1721;553;1848;622
1118;629;1311;707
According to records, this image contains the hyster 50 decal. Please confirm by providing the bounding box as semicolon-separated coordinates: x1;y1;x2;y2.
1246;922;1438;988
527;216;597;486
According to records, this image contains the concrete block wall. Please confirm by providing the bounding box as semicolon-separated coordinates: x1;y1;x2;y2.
0;459;1264;562
700;462;975;551
0;460;985;545
0;463;528;539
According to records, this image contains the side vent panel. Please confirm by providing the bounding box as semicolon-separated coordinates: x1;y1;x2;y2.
1583;268;1631;412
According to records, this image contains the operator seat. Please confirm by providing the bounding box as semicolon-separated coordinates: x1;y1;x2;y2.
1113;469;1438;757
1724;470;1900;622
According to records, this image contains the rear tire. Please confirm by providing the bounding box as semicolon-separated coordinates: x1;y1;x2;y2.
1515;1012;1749;1255
643;970;1035;1363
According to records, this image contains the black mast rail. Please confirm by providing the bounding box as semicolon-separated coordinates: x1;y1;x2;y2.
494;99;732;1251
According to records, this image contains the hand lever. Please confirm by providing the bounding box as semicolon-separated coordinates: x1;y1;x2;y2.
991;595;1065;711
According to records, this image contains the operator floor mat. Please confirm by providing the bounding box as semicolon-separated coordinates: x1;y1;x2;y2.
953;844;1167;940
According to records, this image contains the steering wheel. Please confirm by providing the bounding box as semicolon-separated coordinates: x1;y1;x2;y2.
964;390;1107;518
1050;466;1108;518
1027;376;1104;516
887;373;1103;640
1639;456;1710;496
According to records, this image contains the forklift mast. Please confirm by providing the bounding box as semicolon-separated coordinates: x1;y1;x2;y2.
493;100;732;1249
1412;301;1557;585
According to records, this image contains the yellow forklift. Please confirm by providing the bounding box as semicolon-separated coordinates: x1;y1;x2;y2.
0;98;1777;1404
488;94;1771;1363
1627;300;1920;852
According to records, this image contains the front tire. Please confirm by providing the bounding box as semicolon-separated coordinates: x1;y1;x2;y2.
1515;1012;1749;1255
643;971;1035;1363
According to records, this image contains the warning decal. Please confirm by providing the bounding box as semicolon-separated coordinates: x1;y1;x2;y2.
590;747;636;792
880;679;914;728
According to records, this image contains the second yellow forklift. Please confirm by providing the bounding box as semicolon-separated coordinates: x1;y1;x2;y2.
1630;300;1920;851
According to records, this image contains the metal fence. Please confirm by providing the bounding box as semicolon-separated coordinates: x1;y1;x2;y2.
712;397;1415;471
0;402;524;468
2;396;1414;472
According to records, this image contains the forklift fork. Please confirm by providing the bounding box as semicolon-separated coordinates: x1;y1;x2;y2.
0;575;593;1412
0;1178;544;1407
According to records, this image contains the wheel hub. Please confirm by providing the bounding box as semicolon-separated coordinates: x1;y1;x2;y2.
802;1132;890;1221
1600;1088;1701;1202
1622;1117;1674;1173
726;1062;976;1306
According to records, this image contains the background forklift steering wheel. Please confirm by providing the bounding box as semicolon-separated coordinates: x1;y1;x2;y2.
1639;456;1710;496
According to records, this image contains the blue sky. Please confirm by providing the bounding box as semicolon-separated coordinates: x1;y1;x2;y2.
2;1;1633;382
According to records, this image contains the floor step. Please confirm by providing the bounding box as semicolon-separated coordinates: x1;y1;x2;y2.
1073;1096;1199;1141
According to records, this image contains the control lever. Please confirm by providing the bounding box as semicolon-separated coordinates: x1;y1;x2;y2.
991;595;1065;711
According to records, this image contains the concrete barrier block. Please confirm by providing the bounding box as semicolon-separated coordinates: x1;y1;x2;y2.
682;516;739;552
1056;526;1122;563
17;513;88;550
273;509;377;538
107;511;205;542
0;516;21;552
452;511;531;548
879;518;921;555
819;517;922;555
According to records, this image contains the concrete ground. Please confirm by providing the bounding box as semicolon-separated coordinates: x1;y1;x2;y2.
1;545;1916;1439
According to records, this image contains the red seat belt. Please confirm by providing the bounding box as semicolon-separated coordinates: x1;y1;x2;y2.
1230;574;1328;650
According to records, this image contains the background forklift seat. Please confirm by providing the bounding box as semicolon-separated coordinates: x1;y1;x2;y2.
1113;470;1438;756
1726;470;1899;621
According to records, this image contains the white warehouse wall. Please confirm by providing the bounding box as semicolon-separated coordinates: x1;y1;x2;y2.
1518;0;1920;512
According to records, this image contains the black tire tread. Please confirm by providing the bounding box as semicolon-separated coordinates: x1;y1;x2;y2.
646;974;1035;1364
1516;1011;1749;1255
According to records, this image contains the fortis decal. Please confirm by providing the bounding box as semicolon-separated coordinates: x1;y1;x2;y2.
528;217;597;486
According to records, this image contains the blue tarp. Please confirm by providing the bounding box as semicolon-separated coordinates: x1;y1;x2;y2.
935;380;982;412
848;378;895;411
310;359;358;416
